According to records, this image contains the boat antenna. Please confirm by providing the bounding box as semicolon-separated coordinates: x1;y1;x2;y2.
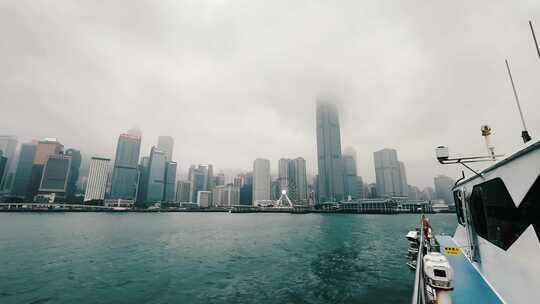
504;59;531;143
530;20;540;60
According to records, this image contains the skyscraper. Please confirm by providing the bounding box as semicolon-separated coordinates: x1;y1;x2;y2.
238;172;253;206
28;139;64;201
145;146;166;203
434;175;455;204
188;164;213;204
316;100;345;202
163;161;177;202
136;156;150;205
197;191;211;207
10;143;37;198
175;180;191;202
0;152;7;189
0;135;18;191
373;148;408;197
252;158;270;205
84;157;110;202
189;167;207;203
38;153;72;201
110;132;141;200
157;136;174;161
212;184;239;207
343;148;361;200
277;157;307;204
65;148;81;201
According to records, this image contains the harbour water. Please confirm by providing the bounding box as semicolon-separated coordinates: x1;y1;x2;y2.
0;213;456;304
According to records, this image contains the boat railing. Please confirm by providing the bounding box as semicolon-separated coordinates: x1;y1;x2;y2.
411;221;427;304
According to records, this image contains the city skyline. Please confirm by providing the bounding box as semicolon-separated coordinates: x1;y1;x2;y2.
2;2;540;189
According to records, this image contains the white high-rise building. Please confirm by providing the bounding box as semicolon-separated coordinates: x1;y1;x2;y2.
84;157;110;202
252;158;270;205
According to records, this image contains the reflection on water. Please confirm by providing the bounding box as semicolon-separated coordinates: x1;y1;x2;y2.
0;213;456;304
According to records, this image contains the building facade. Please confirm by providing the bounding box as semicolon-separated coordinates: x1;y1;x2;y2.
157;136;174;161
11;142;37;198
316;100;345;202
38;154;72;201
0;135;18;191
434;175;455;204
252;158;270;205
175;180;191;202
374;148;408;197
197;191;211;208
84;157;110;202
110;132;141;200
28;139;64;201
146;146;166;203
163;161;177;202
343;151;361;200
65;148;81;200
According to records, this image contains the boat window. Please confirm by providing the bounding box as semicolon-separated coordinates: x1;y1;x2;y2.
470;177;540;250
433;269;446;277
453;190;465;226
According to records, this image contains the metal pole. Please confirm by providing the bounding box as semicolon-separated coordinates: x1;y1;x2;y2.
505;59;531;143
530;21;540;60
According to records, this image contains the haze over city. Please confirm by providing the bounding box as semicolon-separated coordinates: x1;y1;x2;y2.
1;1;540;188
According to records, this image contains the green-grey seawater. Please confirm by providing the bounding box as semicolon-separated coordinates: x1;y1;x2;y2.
0;213;456;304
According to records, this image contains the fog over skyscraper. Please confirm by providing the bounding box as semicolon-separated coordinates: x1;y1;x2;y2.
157;136;174;161
434;175;455;204
316;100;345;202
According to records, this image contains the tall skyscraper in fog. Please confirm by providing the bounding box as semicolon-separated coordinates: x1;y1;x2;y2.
157;136;174;161
252;158;270;205
84;157;110;202
316;100;345;202
110;132;141;200
0;135;18;190
374;148;408;197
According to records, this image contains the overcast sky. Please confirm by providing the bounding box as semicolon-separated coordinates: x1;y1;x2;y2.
1;0;540;188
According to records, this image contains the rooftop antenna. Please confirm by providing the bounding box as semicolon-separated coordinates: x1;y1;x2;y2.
504;59;531;143
530;20;540;60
